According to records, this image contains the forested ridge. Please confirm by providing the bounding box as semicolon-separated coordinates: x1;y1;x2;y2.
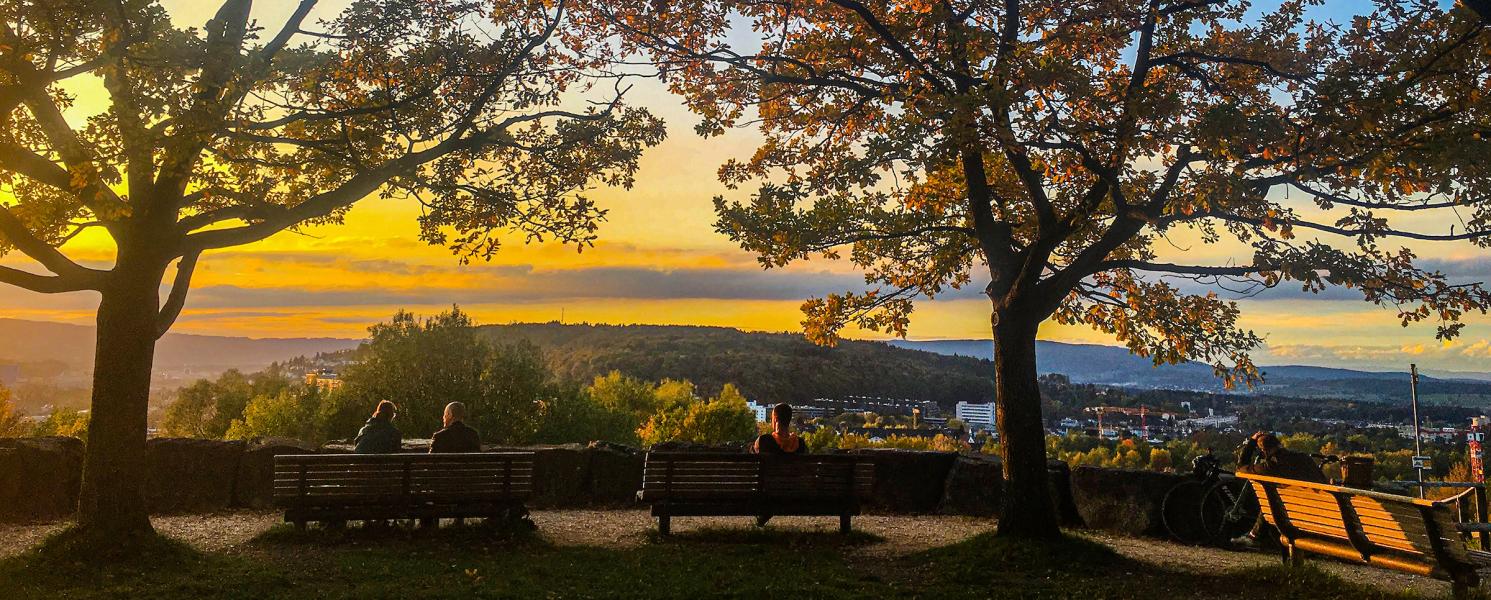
477;323;995;408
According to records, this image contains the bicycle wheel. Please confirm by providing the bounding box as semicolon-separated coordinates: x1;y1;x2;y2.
1198;478;1259;545
1161;479;1211;545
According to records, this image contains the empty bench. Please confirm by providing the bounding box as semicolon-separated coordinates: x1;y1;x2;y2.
1239;472;1491;598
637;452;874;535
274;452;534;530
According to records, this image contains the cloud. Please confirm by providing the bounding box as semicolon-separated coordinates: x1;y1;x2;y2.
1462;340;1491;358
183;265;874;309
1259;339;1491;372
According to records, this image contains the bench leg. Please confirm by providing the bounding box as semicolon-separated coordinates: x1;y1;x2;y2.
658;515;671;537
1283;543;1302;567
1452;571;1478;600
840;515;852;534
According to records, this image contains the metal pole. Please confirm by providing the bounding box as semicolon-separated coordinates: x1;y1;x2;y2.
1412;363;1424;499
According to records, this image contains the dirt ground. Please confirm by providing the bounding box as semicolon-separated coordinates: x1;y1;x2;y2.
0;510;1453;597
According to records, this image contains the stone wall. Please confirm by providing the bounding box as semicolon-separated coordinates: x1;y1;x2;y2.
0;436;1181;539
0;436;83;523
1069;466;1189;536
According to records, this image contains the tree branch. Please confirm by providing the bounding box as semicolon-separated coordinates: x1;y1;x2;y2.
1150;50;1311;82
1203;212;1491;242
0;265;97;293
0;202;98;280
16;88;130;219
1100;260;1264;276
825;0;951;93
182;108;609;252
156;250;200;337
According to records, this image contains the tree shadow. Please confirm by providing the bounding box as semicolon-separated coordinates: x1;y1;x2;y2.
0;525;286;598
647;524;884;548
250;519;545;550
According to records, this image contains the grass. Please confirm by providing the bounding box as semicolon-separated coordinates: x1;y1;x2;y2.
0;522;1458;599
0;527;290;599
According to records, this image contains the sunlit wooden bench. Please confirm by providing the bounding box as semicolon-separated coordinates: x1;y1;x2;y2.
1239;472;1491;598
274;452;534;530
637;452;874;535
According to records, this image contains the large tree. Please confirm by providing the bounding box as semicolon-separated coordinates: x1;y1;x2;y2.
0;0;663;538
588;0;1491;537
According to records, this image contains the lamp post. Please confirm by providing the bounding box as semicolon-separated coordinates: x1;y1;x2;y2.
1411;363;1424;499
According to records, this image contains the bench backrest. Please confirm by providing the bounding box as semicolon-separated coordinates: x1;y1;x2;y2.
1239;472;1470;567
641;452;874;501
274;452;534;507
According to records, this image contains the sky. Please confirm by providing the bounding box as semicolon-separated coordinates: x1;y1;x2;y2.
1;0;1489;373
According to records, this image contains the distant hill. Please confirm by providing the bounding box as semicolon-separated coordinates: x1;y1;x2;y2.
888;339;1491;404
6;315;1489;408
477;322;995;407
0;318;360;372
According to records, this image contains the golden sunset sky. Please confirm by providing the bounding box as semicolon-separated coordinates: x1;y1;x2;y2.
2;0;1489;372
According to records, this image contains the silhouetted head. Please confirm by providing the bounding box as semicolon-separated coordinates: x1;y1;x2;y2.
771;403;792;432
443;401;467;428
373;400;397;420
1256;433;1283;457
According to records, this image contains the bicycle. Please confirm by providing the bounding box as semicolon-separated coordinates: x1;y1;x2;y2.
1162;447;1339;546
1162;452;1258;545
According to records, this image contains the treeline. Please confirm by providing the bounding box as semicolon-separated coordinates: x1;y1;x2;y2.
159;308;758;447
0;384;88;438
476;322;996;409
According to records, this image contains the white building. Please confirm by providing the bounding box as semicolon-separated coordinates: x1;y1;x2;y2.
745;400;771;423
955;401;996;429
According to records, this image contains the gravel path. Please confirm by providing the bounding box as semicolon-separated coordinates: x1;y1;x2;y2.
1085;531;1445;598
0;511;1454;597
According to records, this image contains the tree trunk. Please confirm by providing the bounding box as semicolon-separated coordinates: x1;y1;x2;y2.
992;306;1060;539
76;261;163;538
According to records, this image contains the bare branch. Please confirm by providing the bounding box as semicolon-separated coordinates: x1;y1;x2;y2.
0;265;96;293
156;250;200;337
1100;260;1264;276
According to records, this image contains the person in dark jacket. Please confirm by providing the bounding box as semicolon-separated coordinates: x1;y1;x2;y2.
1236;431;1327;483
430;401;481;453
1235;431;1327;546
354;401;401;454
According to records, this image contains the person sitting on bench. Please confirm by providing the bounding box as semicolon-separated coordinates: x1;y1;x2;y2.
750;403;804;527
1234;431;1327;546
354;400;401;454
752;403;807;455
1236;431;1326;483
431;401;482;453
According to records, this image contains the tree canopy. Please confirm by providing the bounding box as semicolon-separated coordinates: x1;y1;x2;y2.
0;0;664;302
586;0;1491;383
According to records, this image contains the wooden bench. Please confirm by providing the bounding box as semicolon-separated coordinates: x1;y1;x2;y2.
274;452;534;530
1239;472;1491;598
637;452;874;536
